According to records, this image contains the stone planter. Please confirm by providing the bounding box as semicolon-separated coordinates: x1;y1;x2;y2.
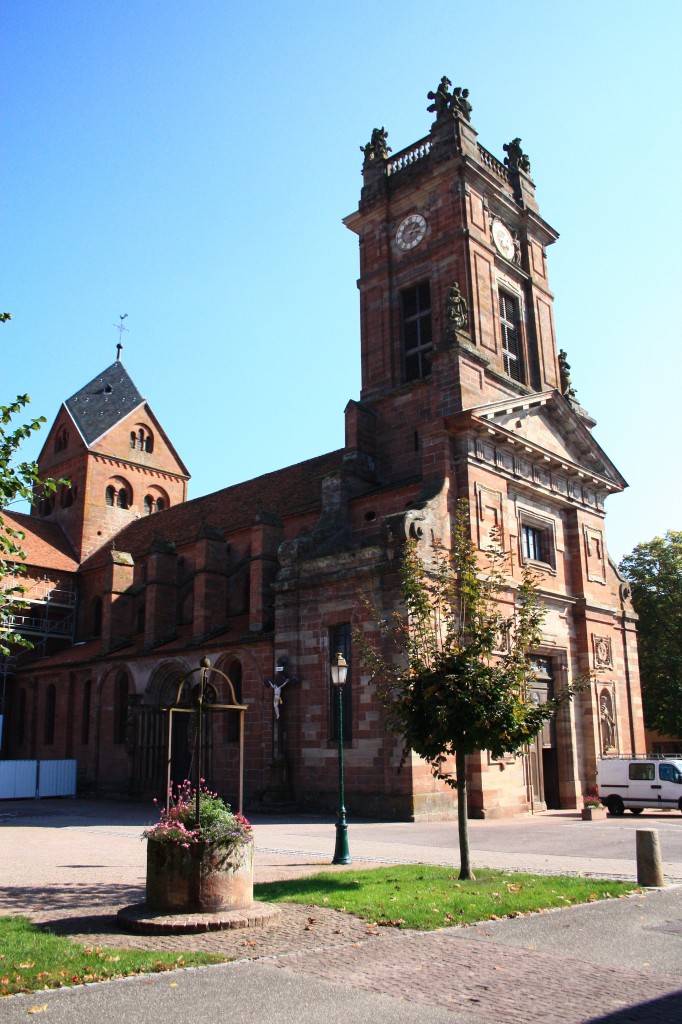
146;838;254;913
581;806;607;821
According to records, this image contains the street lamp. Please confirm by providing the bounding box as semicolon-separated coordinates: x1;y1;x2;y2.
330;650;352;865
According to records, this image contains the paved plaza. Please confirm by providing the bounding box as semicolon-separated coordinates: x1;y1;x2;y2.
1;799;681;1022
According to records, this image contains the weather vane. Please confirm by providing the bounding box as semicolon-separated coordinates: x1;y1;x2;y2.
114;314;129;360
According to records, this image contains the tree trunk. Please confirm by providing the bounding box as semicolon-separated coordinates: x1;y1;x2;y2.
456;747;474;880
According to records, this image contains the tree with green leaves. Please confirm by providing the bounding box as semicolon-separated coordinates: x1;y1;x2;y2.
356;500;582;879
0;393;56;656
619;532;682;740
1;315;60;656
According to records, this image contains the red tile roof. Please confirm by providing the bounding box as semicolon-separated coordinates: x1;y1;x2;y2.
1;511;79;572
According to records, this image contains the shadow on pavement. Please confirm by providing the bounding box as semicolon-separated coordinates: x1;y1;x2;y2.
587;988;682;1023
0;882;144;915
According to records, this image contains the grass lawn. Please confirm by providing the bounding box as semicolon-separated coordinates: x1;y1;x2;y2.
2;867;638;998
0;916;226;997
255;865;638;930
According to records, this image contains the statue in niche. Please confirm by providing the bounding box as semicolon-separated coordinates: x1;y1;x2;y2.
446;282;468;331
558;349;577;400
360;127;391;163
599;690;616;750
503;137;531;174
427;78;472;122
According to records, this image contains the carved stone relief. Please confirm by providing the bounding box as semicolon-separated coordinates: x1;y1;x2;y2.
593;635;613;670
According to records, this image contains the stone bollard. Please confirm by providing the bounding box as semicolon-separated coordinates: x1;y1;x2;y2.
636;829;664;887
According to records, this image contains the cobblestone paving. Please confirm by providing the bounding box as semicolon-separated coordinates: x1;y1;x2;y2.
25;896;385;956
20;895;682;1023
267;928;682;1024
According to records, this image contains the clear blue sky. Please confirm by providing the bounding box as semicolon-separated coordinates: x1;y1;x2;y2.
4;1;680;561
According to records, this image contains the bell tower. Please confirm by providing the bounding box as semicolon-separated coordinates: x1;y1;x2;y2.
343;79;563;485
34;360;190;561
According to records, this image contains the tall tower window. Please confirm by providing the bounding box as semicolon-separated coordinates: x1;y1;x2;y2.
402;282;432;382
499;291;523;382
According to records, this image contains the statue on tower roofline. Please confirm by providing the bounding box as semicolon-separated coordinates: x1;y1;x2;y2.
427;76;452;118
503;137;531;174
427;77;472;122
360;127;391;165
558;349;578;401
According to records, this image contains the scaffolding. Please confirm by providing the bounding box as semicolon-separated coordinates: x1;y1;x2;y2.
1;575;77;644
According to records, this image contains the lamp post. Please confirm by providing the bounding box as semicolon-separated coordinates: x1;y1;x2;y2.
330;650;352;865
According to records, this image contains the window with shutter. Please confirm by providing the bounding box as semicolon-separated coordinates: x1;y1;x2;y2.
499;291;523;382
402;282;432;382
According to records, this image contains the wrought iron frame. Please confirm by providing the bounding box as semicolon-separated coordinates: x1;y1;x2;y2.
159;657;247;818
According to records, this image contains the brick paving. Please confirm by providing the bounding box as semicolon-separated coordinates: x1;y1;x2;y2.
267;928;682;1024
2;805;682;1022
14;887;682;1023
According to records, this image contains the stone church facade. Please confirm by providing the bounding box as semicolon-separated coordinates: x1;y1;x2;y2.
1;82;645;818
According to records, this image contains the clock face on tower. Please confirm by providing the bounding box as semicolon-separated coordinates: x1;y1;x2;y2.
492;219;515;261
396;213;427;251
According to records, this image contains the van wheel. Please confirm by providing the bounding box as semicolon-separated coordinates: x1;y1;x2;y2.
607;796;625;816
630;808;644;815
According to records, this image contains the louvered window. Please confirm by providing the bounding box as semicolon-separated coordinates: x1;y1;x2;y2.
402;282;432;382
499;291;522;382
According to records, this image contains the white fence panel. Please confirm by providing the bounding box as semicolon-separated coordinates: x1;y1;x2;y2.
37;759;77;797
0;760;37;799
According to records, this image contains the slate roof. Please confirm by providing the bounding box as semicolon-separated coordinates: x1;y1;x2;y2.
78;448;346;571
65;362;145;446
1;511;79;571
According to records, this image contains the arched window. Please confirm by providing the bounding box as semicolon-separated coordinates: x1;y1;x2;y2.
130;431;136;449
44;684;56;745
54;427;69;453
116;488;129;510
92;597;102;638
16;688;26;746
137;428;145;451
81;680;92;745
155;497;165;512
60;484;73;508
226;660;243;743
113;672;129;745
144;495;153;515
105;486;115;506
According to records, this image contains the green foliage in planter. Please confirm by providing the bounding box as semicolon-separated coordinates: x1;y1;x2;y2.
143;780;252;850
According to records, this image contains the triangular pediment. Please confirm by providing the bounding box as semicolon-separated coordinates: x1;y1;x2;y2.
460;391;627;490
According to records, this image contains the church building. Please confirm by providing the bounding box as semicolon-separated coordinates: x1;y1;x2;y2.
1;81;645;818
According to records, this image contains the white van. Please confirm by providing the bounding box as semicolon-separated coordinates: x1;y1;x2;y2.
596;756;682;815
